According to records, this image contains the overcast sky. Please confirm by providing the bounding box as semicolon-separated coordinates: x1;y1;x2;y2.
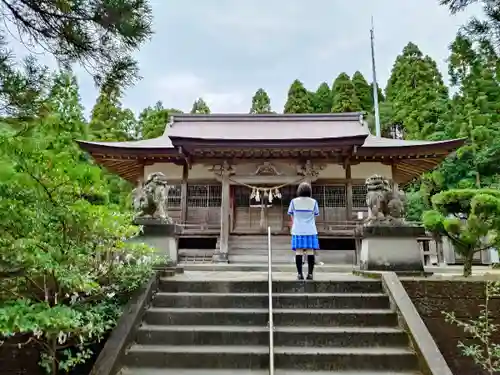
9;0;480;115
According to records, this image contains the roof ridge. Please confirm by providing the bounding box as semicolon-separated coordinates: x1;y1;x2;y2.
170;112;365;123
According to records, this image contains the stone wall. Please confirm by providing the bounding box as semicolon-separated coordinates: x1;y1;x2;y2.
402;279;500;375
0;336;42;375
0;335;105;375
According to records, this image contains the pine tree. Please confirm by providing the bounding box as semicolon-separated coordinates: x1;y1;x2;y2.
441;0;500;58
331;73;362;113
352;71;372;111
138;101;183;139
384;42;448;139
191;98;211;114
250;88;272;114
0;0;153;90
284;79;313;113
443;34;500;187
312;82;332;113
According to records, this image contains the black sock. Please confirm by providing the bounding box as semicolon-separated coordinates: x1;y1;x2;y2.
307;254;315;275
295;254;303;275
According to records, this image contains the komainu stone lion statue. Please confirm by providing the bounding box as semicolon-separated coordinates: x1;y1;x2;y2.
132;172;172;222
365;174;405;225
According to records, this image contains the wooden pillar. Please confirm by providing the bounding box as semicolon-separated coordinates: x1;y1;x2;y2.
137;161;146;183
391;162;399;193
345;159;353;221
213;161;232;263
180;163;189;224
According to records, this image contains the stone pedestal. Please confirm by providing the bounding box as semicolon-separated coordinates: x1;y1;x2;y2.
212;251;229;263
357;225;425;272
131;218;183;266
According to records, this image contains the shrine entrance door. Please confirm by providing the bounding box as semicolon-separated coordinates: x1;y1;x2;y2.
232;185;262;233
267;185;295;234
232;185;295;234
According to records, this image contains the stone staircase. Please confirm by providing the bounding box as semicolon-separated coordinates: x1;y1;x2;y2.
227;235;291;263
120;277;421;374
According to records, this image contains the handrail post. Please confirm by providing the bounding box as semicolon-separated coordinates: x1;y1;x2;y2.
267;226;274;375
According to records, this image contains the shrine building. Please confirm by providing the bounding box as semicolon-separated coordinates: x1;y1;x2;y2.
78;113;464;264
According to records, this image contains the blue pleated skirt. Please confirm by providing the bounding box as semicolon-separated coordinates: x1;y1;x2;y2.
291;235;320;250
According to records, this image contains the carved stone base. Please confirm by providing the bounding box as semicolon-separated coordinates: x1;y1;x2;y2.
131;219;183;265
212;251;229;263
358;225;425;272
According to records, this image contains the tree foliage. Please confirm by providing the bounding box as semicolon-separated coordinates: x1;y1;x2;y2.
312;82;332;113
384;42;448;139
284;79;313;113
89;90;137;142
352;71;372;111
190;98;210;114
139;101;182;139
370;82;385;103
0;1;162;373
407;32;500;225
0;47;50;120
331;73;362;113
0;75;160;372
250;88;272;114
0;0;153;91
422;188;500;276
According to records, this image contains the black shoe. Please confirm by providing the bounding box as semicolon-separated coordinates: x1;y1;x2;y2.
306;274;313;280
297;274;304;280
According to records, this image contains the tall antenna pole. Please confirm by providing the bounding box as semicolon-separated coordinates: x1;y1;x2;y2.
370;16;381;138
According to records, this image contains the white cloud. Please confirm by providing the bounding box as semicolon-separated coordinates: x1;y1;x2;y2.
2;0;488;117
153;72;247;113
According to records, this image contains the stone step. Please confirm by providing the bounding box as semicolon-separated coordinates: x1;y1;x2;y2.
152;292;390;309
121;369;420;375
143;308;398;327
229;248;291;254
158;280;384;294
180;263;355;272
136;325;408;347
124;345;418;371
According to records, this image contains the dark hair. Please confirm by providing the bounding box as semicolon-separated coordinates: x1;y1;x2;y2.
297;182;312;197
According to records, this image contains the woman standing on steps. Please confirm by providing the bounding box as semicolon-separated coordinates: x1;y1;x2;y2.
288;182;320;280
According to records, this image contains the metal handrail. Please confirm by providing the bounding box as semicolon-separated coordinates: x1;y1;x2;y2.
267;226;275;375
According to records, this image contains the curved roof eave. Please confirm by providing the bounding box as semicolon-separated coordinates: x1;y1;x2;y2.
358;136;466;156
76;136;180;156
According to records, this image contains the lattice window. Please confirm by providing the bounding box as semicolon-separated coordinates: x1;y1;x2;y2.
168;185;181;208
313;185;346;207
187;184;222;207
352;184;367;208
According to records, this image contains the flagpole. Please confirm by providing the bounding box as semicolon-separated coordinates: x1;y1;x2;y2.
370;16;381;138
